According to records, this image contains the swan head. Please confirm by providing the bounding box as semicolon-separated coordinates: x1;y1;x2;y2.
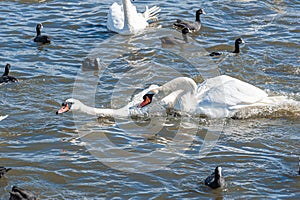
56;98;82;114
138;90;158;108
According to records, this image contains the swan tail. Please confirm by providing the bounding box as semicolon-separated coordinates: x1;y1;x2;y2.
143;6;161;21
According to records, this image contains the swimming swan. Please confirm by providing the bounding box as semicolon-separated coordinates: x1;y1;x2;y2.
107;0;161;34
57;75;290;118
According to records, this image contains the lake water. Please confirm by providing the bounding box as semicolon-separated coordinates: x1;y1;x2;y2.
0;0;299;199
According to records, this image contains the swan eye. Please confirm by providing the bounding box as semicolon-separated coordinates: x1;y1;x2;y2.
62;102;73;106
67;102;73;109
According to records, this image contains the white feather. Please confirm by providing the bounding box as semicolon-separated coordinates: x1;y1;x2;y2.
107;0;161;34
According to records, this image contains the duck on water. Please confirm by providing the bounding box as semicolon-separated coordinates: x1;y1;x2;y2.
0;64;18;83
204;166;225;189
174;8;206;33
33;23;50;44
209;38;245;56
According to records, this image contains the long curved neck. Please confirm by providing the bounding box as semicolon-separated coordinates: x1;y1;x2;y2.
122;0;134;31
78;102;128;117
161;77;197;95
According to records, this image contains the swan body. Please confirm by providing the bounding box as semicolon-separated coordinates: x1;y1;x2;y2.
195;75;269;118
107;0;161;34
57;75;293;118
142;75;285;118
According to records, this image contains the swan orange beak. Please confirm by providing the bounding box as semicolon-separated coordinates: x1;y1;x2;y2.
56;102;70;114
139;93;155;108
139;96;151;108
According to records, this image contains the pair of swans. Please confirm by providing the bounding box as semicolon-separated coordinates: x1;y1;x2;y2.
57;75;291;119
107;0;161;34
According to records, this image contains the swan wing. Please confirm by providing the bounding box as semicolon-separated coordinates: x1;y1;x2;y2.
107;1;160;34
107;2;124;32
196;75;269;118
197;75;268;106
143;5;161;21
130;5;161;30
129;9;148;32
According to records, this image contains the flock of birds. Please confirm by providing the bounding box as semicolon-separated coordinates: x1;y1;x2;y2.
0;165;225;199
1;0;299;198
0;23;49;85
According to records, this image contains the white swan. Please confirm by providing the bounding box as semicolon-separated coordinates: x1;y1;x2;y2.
57;75;293;118
138;75;288;118
56;84;160;118
107;0;161;34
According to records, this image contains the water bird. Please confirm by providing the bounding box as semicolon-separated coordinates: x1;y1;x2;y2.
209;38;245;56
0;166;11;178
9;186;37;200
0;64;18;83
107;0;161;34
0;115;8;121
33;23;51;44
174;8;205;33
298;157;300;175
57;75;291;119
160;28;190;45
204;166;225;189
